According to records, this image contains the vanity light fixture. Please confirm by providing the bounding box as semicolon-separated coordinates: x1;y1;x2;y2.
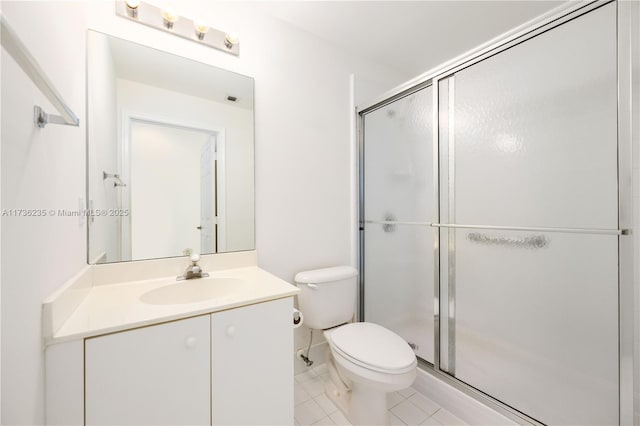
115;1;240;56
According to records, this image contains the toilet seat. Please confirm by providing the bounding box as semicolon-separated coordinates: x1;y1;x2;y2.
326;322;416;375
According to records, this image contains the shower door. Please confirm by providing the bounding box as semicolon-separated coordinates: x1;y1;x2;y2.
437;3;619;424
360;1;622;424
362;86;435;363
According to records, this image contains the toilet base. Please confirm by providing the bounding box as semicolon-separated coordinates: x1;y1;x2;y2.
349;382;389;426
324;354;351;416
325;356;391;426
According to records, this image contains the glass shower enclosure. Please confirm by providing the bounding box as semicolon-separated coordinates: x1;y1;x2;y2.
359;2;631;424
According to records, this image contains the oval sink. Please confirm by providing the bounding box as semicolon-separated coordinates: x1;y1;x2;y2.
140;278;248;305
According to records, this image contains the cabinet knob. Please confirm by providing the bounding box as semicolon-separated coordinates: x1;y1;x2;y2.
185;336;197;348
226;325;236;337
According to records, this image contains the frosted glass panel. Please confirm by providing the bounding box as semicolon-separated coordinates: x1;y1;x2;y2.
364;223;434;362
363;88;433;223
438;4;619;424
449;230;618;425
363;86;434;363
449;3;617;229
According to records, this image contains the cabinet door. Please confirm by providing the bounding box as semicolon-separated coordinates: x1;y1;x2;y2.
211;297;293;425
85;316;210;426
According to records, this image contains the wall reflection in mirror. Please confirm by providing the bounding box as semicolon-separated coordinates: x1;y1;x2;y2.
87;30;254;264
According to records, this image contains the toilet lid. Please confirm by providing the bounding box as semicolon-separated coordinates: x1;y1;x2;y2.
329;322;416;373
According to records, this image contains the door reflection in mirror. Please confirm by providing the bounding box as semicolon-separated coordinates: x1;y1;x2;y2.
127;120;224;261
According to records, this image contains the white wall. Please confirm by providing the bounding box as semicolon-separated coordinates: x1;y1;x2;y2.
1;1;405;422
1;2;88;424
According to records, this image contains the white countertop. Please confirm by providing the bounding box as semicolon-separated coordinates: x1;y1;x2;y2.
49;266;299;344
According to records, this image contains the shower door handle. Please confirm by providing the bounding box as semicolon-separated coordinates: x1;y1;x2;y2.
467;232;549;249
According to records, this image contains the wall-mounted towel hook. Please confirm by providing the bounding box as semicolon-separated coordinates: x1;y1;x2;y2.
103;171;127;187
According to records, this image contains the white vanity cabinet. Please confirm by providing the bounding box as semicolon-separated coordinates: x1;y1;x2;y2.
85;315;211;426
81;297;293;426
211;297;293;425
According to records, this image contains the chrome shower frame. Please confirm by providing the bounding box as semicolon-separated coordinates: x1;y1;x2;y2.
356;0;639;424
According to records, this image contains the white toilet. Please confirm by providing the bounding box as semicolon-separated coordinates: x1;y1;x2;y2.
295;266;417;426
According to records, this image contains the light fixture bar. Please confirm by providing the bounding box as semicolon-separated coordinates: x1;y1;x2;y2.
115;1;239;56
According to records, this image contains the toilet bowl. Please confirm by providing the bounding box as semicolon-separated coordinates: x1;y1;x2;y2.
324;323;417;425
294;266;417;426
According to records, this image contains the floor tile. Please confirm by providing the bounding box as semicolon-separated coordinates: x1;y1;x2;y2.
312;416;336;426
302;376;326;397
390;400;429;425
431;409;466;426
329;410;353;426
312;363;329;376
318;372;330;384
314;393;338;415
387;391;405;409
398;386;418;398
420;416;444;425
390;412;407;425
295;399;327;426
296;364;469;426
408;393;440;416
296;369;319;383
295;383;313;405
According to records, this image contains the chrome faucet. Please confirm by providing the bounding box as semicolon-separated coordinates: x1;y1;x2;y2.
177;254;210;281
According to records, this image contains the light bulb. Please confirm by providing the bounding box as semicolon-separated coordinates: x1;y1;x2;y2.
224;32;239;49
162;4;179;29
194;20;209;40
125;0;140;18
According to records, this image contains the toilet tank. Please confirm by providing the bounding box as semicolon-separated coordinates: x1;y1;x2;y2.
294;266;358;330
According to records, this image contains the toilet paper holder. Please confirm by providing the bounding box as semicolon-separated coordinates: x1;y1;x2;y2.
293;308;304;328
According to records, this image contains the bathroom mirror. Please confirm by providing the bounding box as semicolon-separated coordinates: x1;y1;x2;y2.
87;30;254;264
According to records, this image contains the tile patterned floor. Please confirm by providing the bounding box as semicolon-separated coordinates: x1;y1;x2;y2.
294;365;468;426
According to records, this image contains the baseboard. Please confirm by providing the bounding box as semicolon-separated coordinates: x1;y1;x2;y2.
413;368;517;425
